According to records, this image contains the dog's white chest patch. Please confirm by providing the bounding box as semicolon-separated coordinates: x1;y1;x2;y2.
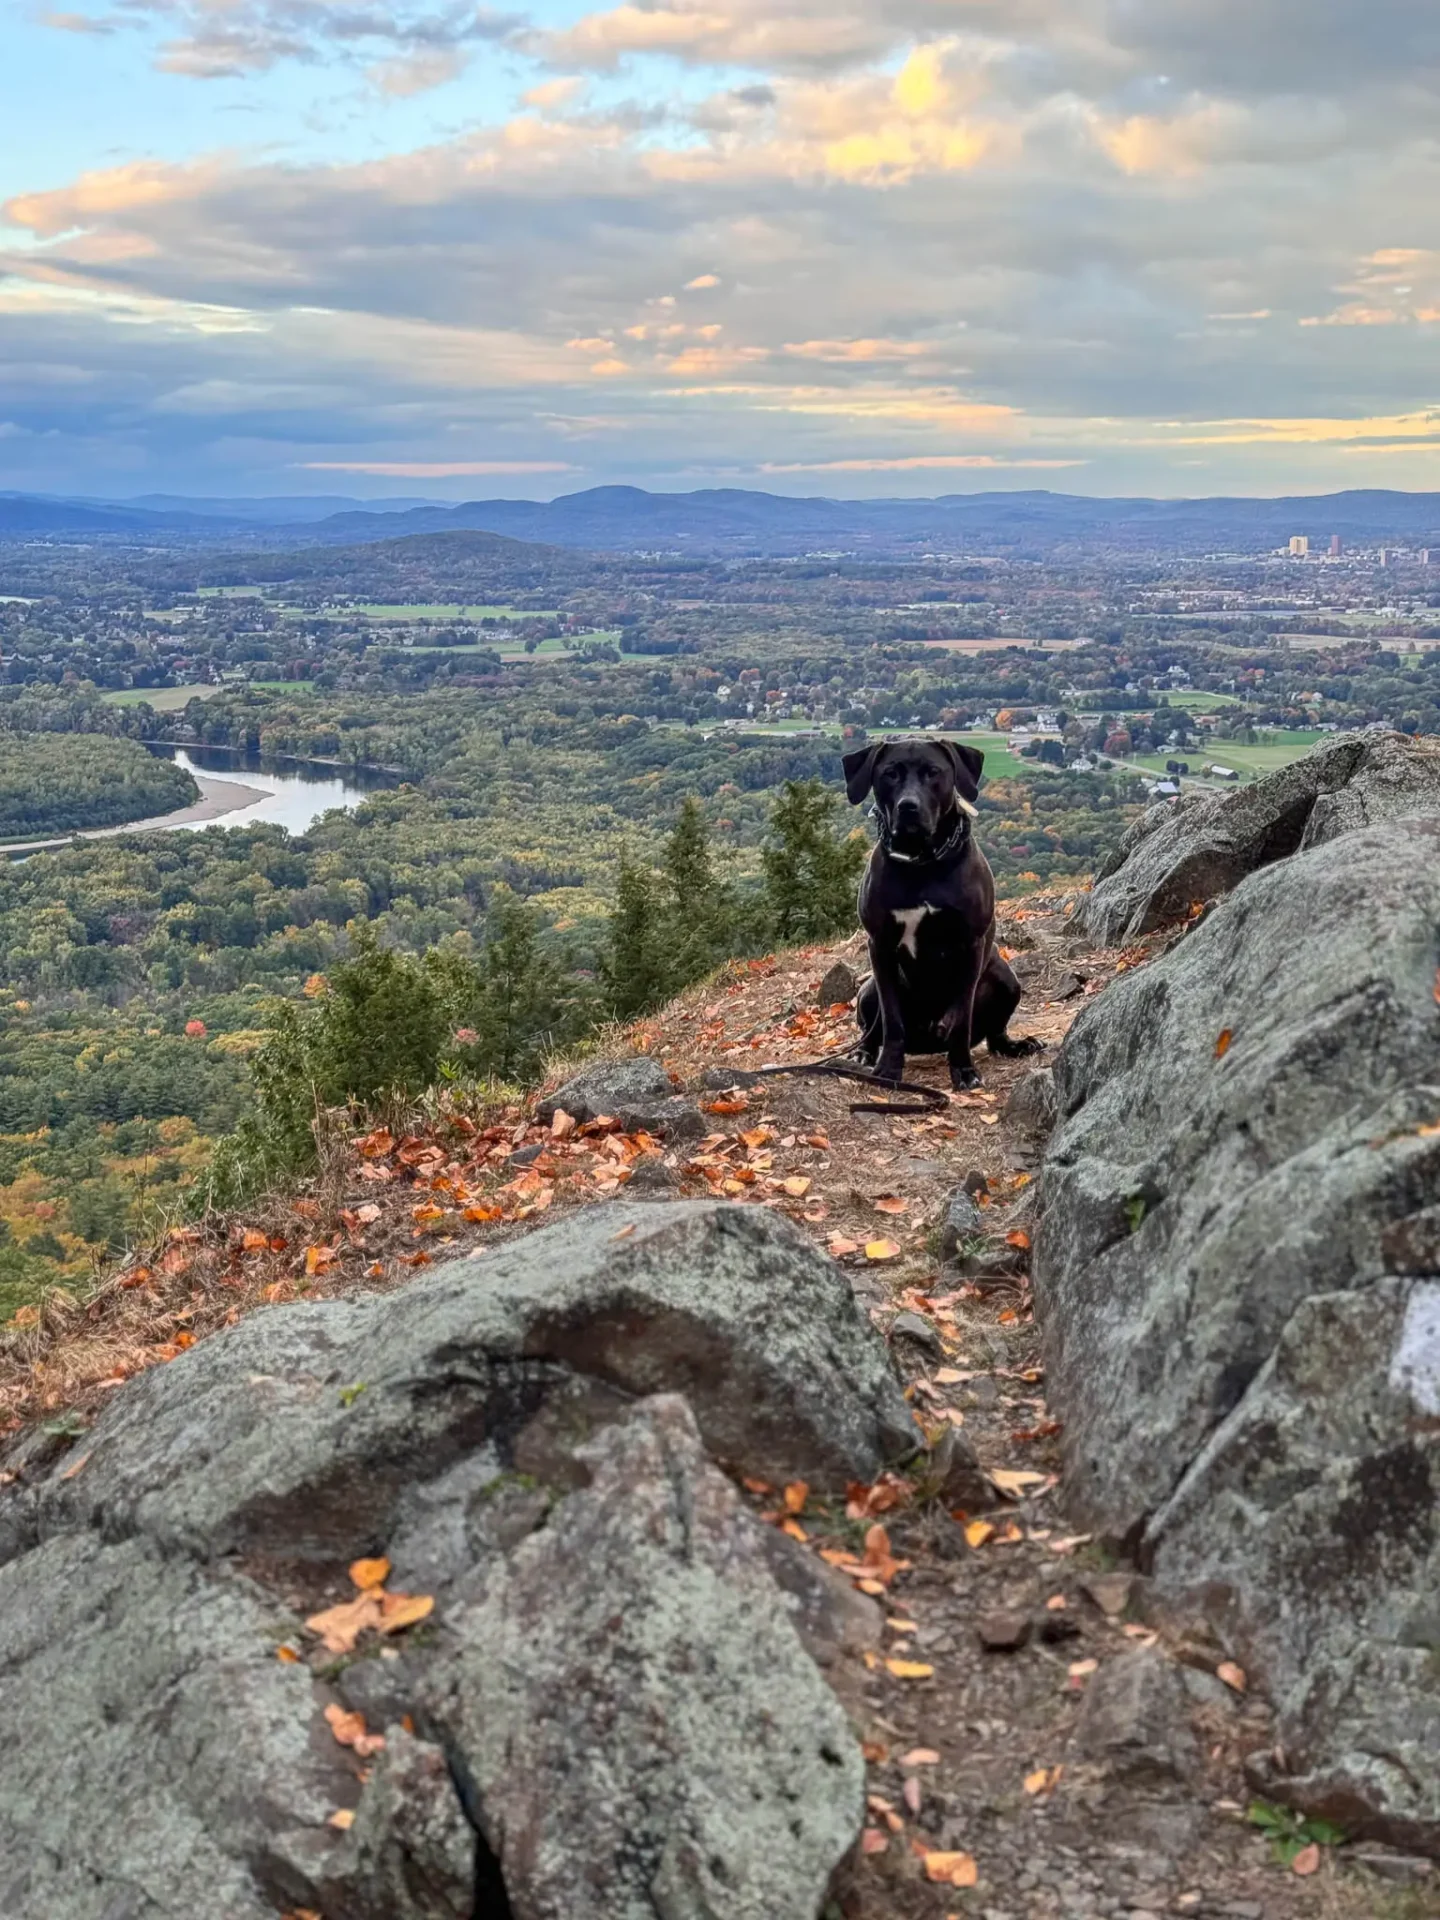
892;904;935;957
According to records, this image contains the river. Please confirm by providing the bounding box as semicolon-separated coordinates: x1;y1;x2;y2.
2;744;397;858
146;745;396;836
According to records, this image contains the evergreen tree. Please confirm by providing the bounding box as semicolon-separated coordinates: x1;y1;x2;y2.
603;853;674;1018
761;778;868;944
662;795;733;988
455;885;578;1084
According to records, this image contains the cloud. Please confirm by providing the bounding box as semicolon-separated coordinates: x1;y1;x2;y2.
530;0;892;75
761;454;1086;470
370;46;468;94
301;459;578;473
50;0;524;82
13;7;1440;495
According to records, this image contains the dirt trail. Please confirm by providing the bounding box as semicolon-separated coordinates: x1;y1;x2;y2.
0;894;1422;1919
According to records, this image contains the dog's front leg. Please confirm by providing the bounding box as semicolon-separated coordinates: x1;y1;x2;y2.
868;940;908;1086
938;938;985;1090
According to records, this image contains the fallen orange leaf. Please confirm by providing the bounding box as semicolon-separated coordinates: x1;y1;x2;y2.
306;1594;382;1654
1024;1765;1062;1795
827;1236;860;1256
988;1468;1048;1497
860;1828;889;1856
1005;1229;1031;1250
923;1851;977;1886
1216;1660;1247;1693
349;1556;391;1593
873;1196;907;1215
1291;1844;1320;1877
327;1809;355;1831
241;1228;268;1253
1215;1028;1233;1058
275;1645;300;1664
379;1592;435;1634
782;1176;811;1197
783;1481;809;1514
59;1451;91;1482
324;1703;386;1758
865;1238;902;1261
963;1520;994;1549
886;1659;935;1680
900;1747;941;1766
780;1518;808;1543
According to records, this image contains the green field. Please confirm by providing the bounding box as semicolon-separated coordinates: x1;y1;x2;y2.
1126;731;1323;783
195;585;264;598
1165;690;1242;710
249;679;317;694
100;684;219;710
494;631;622;659
352;603;559;622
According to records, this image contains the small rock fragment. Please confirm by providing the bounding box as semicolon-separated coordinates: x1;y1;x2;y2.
890;1310;943;1355
1081;1573;1135;1619
939;1189;984;1260
927;1426;990;1511
817;960;859;1007
977;1612;1032;1652
1069;1648;1200;1785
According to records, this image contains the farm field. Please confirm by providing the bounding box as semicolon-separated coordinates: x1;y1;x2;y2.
351;603;558;622
100;684;220;710
1125;731;1323;782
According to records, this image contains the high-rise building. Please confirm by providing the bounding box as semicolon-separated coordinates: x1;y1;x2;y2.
1289;535;1309;556
1379;549;1390;568
1329;534;1342;556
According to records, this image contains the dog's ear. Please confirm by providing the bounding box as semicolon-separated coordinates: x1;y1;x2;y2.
842;745;882;804
940;740;984;801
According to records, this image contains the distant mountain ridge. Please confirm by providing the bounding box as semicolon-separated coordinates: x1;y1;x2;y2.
4;483;1440;554
309;485;1440;554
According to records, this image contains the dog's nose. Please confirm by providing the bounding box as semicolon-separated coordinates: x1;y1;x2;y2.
897;797;921;820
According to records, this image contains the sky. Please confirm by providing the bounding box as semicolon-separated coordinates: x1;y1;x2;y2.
5;0;1440;501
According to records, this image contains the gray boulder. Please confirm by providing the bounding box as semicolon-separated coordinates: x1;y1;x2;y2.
536;1054;704;1139
0;1202;896;1919
1034;817;1440;1852
1074;728;1440;944
36;1200;914;1564
426;1395;863;1920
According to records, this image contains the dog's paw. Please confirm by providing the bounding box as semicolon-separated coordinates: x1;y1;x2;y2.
991;1032;1045;1058
874;1054;905;1088
950;1064;983;1092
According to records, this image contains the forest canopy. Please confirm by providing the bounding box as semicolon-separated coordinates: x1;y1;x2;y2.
0;733;197;841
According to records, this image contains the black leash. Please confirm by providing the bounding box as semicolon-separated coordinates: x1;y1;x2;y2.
749;1053;950;1117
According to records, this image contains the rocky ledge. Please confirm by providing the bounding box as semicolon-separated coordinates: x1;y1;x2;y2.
1036;772;1440;1855
0;1202;914;1920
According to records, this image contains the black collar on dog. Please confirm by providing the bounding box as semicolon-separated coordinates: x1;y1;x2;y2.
873;802;971;866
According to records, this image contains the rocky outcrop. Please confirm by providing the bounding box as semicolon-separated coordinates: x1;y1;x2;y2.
1074;728;1440;945
536;1054;704;1139
427;1395;864;1920
0;1201;905;1920
1034;817;1440;1853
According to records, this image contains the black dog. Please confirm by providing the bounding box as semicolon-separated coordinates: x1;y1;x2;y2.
844;739;1041;1090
